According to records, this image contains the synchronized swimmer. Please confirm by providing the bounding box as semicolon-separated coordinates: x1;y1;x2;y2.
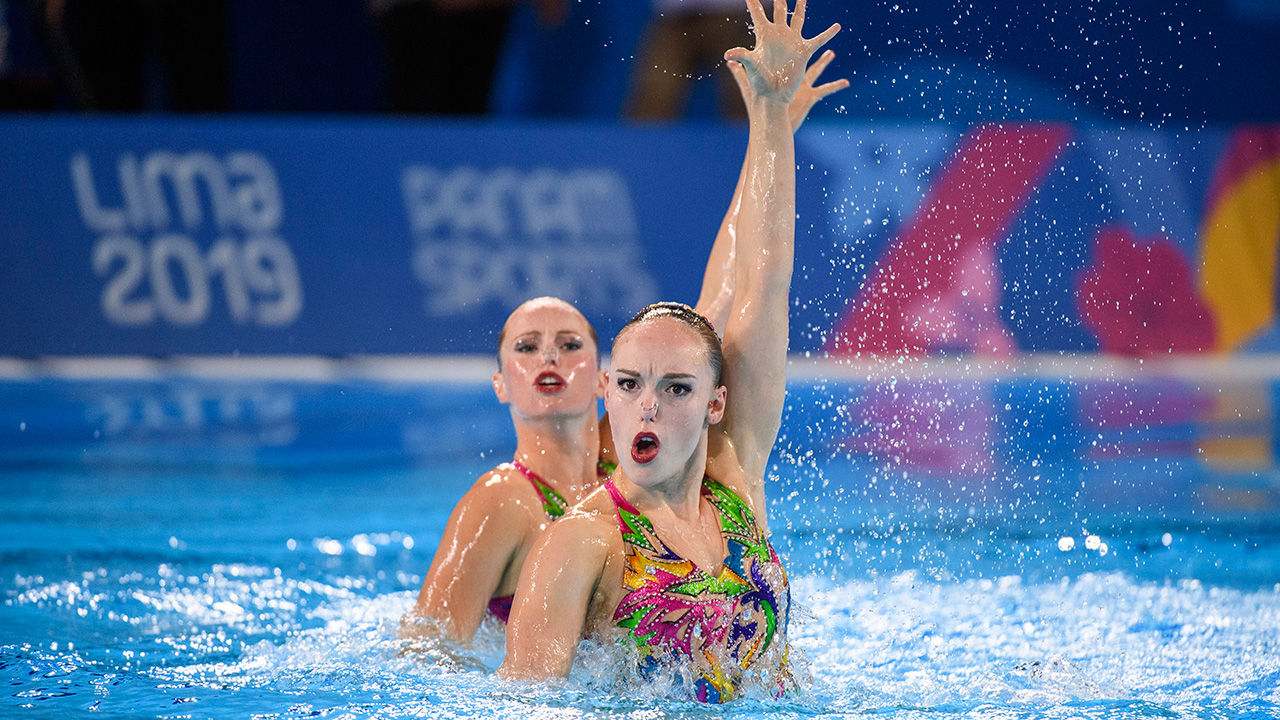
405;0;843;703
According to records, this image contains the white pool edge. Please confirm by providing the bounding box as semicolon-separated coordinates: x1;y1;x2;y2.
1;354;1278;383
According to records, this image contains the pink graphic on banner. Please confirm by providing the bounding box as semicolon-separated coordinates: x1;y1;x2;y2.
825;123;1074;357
903;242;1018;356
1077;225;1216;356
842;380;996;479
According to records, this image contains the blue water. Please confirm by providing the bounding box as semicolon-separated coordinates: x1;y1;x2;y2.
2;365;1279;718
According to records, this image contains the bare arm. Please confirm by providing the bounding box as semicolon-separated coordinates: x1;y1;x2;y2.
499;513;609;680
411;475;529;642
694;160;744;334
628;45;848;464
718;0;840;488
696;50;849;333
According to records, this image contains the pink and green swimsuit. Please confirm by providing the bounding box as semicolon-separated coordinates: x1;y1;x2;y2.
606;478;791;703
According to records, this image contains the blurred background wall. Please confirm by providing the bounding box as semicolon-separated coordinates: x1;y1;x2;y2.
1;0;1277;504
2;0;1279;122
1;0;1279;360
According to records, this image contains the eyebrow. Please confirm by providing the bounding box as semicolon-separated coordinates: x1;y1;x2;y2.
615;369;697;380
513;331;582;341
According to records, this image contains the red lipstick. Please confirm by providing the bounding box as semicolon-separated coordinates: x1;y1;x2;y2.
631;432;660;464
535;371;566;394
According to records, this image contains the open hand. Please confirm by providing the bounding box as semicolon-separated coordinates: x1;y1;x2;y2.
729;48;849;130
724;0;841;106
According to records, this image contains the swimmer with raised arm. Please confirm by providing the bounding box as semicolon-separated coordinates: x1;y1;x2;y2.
498;0;838;701
406;8;847;645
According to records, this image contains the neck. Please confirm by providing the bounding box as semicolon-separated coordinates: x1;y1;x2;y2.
510;408;600;501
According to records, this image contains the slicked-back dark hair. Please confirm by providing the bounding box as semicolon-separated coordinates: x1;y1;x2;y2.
614;302;724;387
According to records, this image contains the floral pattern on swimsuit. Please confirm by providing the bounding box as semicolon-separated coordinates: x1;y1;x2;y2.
606;479;791;703
487;461;570;623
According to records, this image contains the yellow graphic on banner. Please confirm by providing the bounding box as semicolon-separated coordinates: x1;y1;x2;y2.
1200;156;1280;351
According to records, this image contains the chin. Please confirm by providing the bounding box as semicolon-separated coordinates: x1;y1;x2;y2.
622;456;678;486
518;399;592;420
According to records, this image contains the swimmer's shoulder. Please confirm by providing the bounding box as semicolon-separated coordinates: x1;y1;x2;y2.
538;485;620;551
455;463;545;521
704;444;772;534
567;482;621;521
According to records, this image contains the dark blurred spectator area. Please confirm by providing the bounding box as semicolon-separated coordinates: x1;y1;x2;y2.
2;0;1280;122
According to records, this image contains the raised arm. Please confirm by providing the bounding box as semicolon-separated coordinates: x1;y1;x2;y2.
693;167;742;334
696;49;849;333
717;0;840;486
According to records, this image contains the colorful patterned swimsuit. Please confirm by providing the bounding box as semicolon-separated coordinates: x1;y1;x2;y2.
607;478;790;703
486;460;569;622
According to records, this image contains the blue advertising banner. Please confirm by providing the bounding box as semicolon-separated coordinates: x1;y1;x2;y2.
0;117;763;355
3;117;1279;358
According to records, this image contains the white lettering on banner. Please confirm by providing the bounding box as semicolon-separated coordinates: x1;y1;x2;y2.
71;151;302;328
89;386;298;447
401;166;657;317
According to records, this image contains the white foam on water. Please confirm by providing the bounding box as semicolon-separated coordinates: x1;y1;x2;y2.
11;556;1278;719
791;572;1280;715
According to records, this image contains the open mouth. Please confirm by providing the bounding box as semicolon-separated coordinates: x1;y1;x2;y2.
535;372;566;394
631;433;660;464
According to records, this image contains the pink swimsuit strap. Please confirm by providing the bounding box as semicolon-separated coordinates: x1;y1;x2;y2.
511;459;568;519
604;478;639;531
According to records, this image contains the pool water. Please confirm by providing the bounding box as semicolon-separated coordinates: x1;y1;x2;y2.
2;360;1278;719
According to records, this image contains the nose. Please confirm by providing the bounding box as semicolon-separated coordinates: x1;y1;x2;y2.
540;346;559;364
639;392;658;421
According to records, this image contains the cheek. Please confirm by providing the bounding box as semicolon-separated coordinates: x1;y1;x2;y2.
605;397;628;434
679;397;714;428
502;359;538;394
502;355;524;376
604;386;636;419
566;356;595;378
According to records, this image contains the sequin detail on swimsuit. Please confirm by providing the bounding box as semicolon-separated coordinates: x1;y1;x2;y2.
606;479;790;703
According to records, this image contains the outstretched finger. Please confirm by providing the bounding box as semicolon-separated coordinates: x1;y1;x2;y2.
724;46;755;73
812;78;850;99
726;60;753;104
774;0;787;27
743;0;767;31
804;49;835;85
793;0;807;33
806;22;841;54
